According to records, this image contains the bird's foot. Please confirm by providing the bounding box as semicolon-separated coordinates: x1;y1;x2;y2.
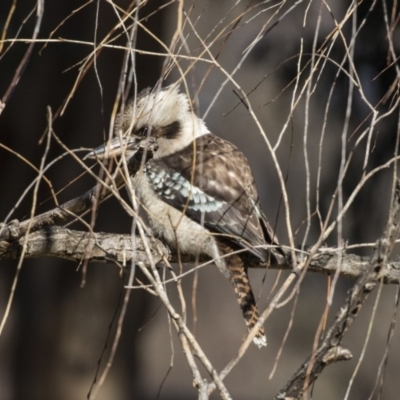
253;333;267;348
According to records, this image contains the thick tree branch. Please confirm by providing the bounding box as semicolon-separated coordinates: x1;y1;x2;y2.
1;227;399;285
0;226;169;266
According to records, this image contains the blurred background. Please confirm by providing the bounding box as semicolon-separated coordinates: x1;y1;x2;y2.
1;1;400;399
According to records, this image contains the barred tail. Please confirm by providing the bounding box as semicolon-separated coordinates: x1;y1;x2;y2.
226;253;267;348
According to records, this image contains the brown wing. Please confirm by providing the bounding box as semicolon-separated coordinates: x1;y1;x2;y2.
145;134;279;261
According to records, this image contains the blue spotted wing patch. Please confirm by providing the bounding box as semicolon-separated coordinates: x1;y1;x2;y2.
145;165;225;214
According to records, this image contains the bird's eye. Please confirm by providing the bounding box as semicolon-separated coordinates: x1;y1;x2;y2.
137;126;149;137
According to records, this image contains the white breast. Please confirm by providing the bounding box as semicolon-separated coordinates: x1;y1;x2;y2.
132;171;229;277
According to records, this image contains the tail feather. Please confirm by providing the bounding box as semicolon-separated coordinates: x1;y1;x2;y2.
225;252;267;348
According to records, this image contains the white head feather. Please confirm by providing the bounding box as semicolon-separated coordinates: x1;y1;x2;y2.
116;85;210;158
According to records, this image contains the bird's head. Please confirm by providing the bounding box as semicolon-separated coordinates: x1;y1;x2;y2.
86;85;209;160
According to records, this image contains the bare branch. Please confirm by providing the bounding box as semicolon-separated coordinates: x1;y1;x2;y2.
275;180;400;399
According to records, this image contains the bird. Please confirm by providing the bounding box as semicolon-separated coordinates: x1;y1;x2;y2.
87;85;284;348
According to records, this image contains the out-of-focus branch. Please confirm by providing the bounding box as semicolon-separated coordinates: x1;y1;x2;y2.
0;0;44;116
274;179;400;400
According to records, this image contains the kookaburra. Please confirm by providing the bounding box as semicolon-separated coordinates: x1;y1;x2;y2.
88;85;283;348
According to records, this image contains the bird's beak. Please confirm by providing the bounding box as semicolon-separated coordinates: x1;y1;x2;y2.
84;136;140;160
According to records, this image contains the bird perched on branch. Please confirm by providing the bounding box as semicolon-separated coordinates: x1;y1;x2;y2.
88;85;284;348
